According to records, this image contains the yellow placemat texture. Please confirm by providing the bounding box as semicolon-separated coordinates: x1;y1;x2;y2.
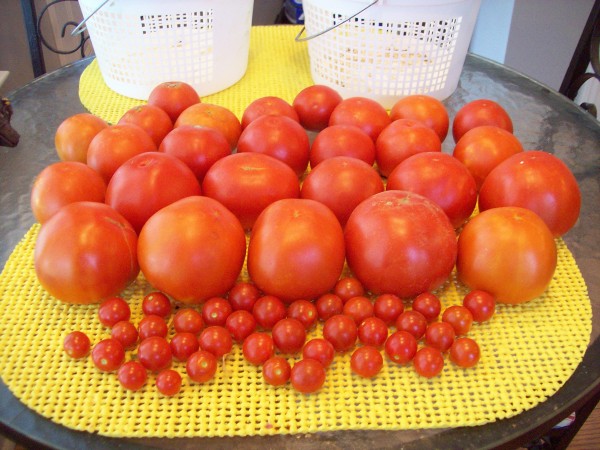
0;224;592;438
79;26;314;123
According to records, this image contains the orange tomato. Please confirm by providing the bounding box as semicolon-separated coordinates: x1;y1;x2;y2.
117;104;173;147
55;113;108;163
175;103;242;150
390;95;450;142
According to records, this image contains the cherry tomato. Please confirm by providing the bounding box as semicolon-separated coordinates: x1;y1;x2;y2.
201;297;232;327
91;338;125;372
373;294;404;325
413;346;445;378
290;358;326;393
286;299;318;330
351;346;384;378
323;314;358;352
228;282;261;312
389;94;449;141
462;290;496;323
155;369;182;396
118;104;173;147
309;125;376;168
302;338;335;368
357;317;388;348
225;310;257;343
395;311;428;340
292;84;343;131
63;331;91;359
138;315;169;341
271;318;306;354
170;332;200;362
248;199;345;302
424;321;456;352
175;103;241;149
252;295;287;330
456;206;557;304
117;361;148;391
147;81;201;123
315;293;344;321
442;306;474;336
262;356;292;386
186;350;218;383
55;113;108;163
137;336;172;372
111;321;139;349
142;292;172;318
452;98;513;143
342;296;374;326
198;326;233;358
344;191;457;298
98;296;131;328
411;292;442;322
449;337;481;368
241;96;299;128
173;308;204;334
329;97;391;141
385;331;417;364
242;332;274;365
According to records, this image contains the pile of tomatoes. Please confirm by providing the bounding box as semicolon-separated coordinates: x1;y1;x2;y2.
33;80;582;395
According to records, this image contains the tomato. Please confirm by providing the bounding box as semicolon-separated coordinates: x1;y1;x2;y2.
106;152;202;234
333;277;365;303
117;361;147;391
34;202;139;304
236;115;310;176
159;125;231;182
386;152;477;229
441;305;473;336
91;338;125;372
323;314;357;352
478;150;581;237
262;356;292;386
55;113;108;163
457;206;557;304
147;81;201;123
343;296;374;326
413;346;444;378
186;350;218;383
271;318;307;354
137;315;169;341
170;332;200;361
155;369;182;396
97;296;131;328
118;104;173;147
241;96;299;128
309;125;376;168
248;198;346;302
286;299;318;330
344;191;457;298
142;292;172;318
87;123;157;183
137;336;172;372
138;196;246;304
449;337;481;368
390;95;449;141
293;85;343;131
63;331;91;359
228;282;261;312
452;125;524;190
252;295;287;330
424;322;456;352
175;103;241;149
302;338;335;368
300;156;384;227
452;98;513;143
462;290;496;323
242;332;274;365
290;358;326;393
373;294;404;325
30;161;106;224
202;152;300;230
225;310;257;343
173;308;204;335
315;293;344;321
384;330;417;364
357;316;388;348
201;297;232;327
395;311;428;340
351;346;383;378
198;326;233;358
411;292;442;323
111;321;139;349
329;97;391;141
375;119;442;177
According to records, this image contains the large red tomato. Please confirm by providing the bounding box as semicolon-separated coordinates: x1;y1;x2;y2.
247;198;345;302
138;196;246;304
309;124;376;168
293;85;343;131
147;81;201;123
117;104;173;148
106;152;202;234
478;150;581;237
34;202;139;304
241;96;299;128
202;152;300;230
390;95;450;142
386;152;477;229
329;97;391;141
344;191;457;298
456;206;557;304
452;99;513;143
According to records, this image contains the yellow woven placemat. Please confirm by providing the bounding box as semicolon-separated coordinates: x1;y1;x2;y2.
78;26;314;123
0;224;592;438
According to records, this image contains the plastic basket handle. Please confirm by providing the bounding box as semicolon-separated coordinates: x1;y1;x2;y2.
71;0;111;36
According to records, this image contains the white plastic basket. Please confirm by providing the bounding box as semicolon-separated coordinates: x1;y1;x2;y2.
301;0;481;108
79;0;254;100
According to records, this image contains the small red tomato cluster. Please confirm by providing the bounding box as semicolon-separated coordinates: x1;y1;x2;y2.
63;279;496;395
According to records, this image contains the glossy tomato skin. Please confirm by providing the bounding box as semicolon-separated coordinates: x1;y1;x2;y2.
248;198;346;302
293;85;343;131
457;206;557;304
329;97;391;141
175;103;241;149
478;150;581;237
452;99;513;143
241;96;299;128
34;202;139;304
309;125;376;168
117;104;173;148
202;152;300;230
390;95;450;142
387;152;477;229
344;191;457;298
290;358;326;393
137;196;246;304
106;152;202;234
55;113;108;163
147;81;201;123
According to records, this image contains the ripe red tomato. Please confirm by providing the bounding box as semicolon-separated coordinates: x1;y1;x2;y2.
333;277;365;303
55;113;108;163
225;310;257;343
373;294;404;325
384;330;417;364
30;161;106;224
201;297;232;327
342;296;374;326
411;292;442;322
252;295;287;329
159;125;231;182
302;338;335;368
449;337;481;368
452;99;513;143
395;310;428;340
87;123;157;183
241;96;299;128
457;206;557;304
97;296;131;328
34;202;139;304
286;299;318;330
117;361;148;391
237;115;310;176
271;318;307;354
175;103;241;149
357;316;388;348
309;125;376;168
173;308;203;334
106;152;202;233
198;326;233;358
63;331;91;359
390;95;450;141
478;150;581;237
137;336;172;372
142;292;172;318
290;358;326;393
452;125;524;190
186;350;217;383
386;152;477;229
462;290;496;323
424;321;456;352
329;97;391;141
138;196;246;304
351;346;384;378
242;332;274;365
147;81;201;123
202;152;300;230
111;321;139;349
118;104;173;147
322;314;357;352
170;332;200;361
300;156;384;227
413;346;444;378
91;338;125;372
262;356;292;386
228;281;261;312
375;119;442;177
293;85;343;131
344;191;457;298
248;198;346;302
315;293;344;321
137;315;169;341
156;369;182;396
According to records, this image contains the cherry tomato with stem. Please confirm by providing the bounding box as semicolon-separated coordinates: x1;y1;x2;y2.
91;338;125;372
186;350;218;383
262;356;292;386
142;291;172;318
202;297;233;327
